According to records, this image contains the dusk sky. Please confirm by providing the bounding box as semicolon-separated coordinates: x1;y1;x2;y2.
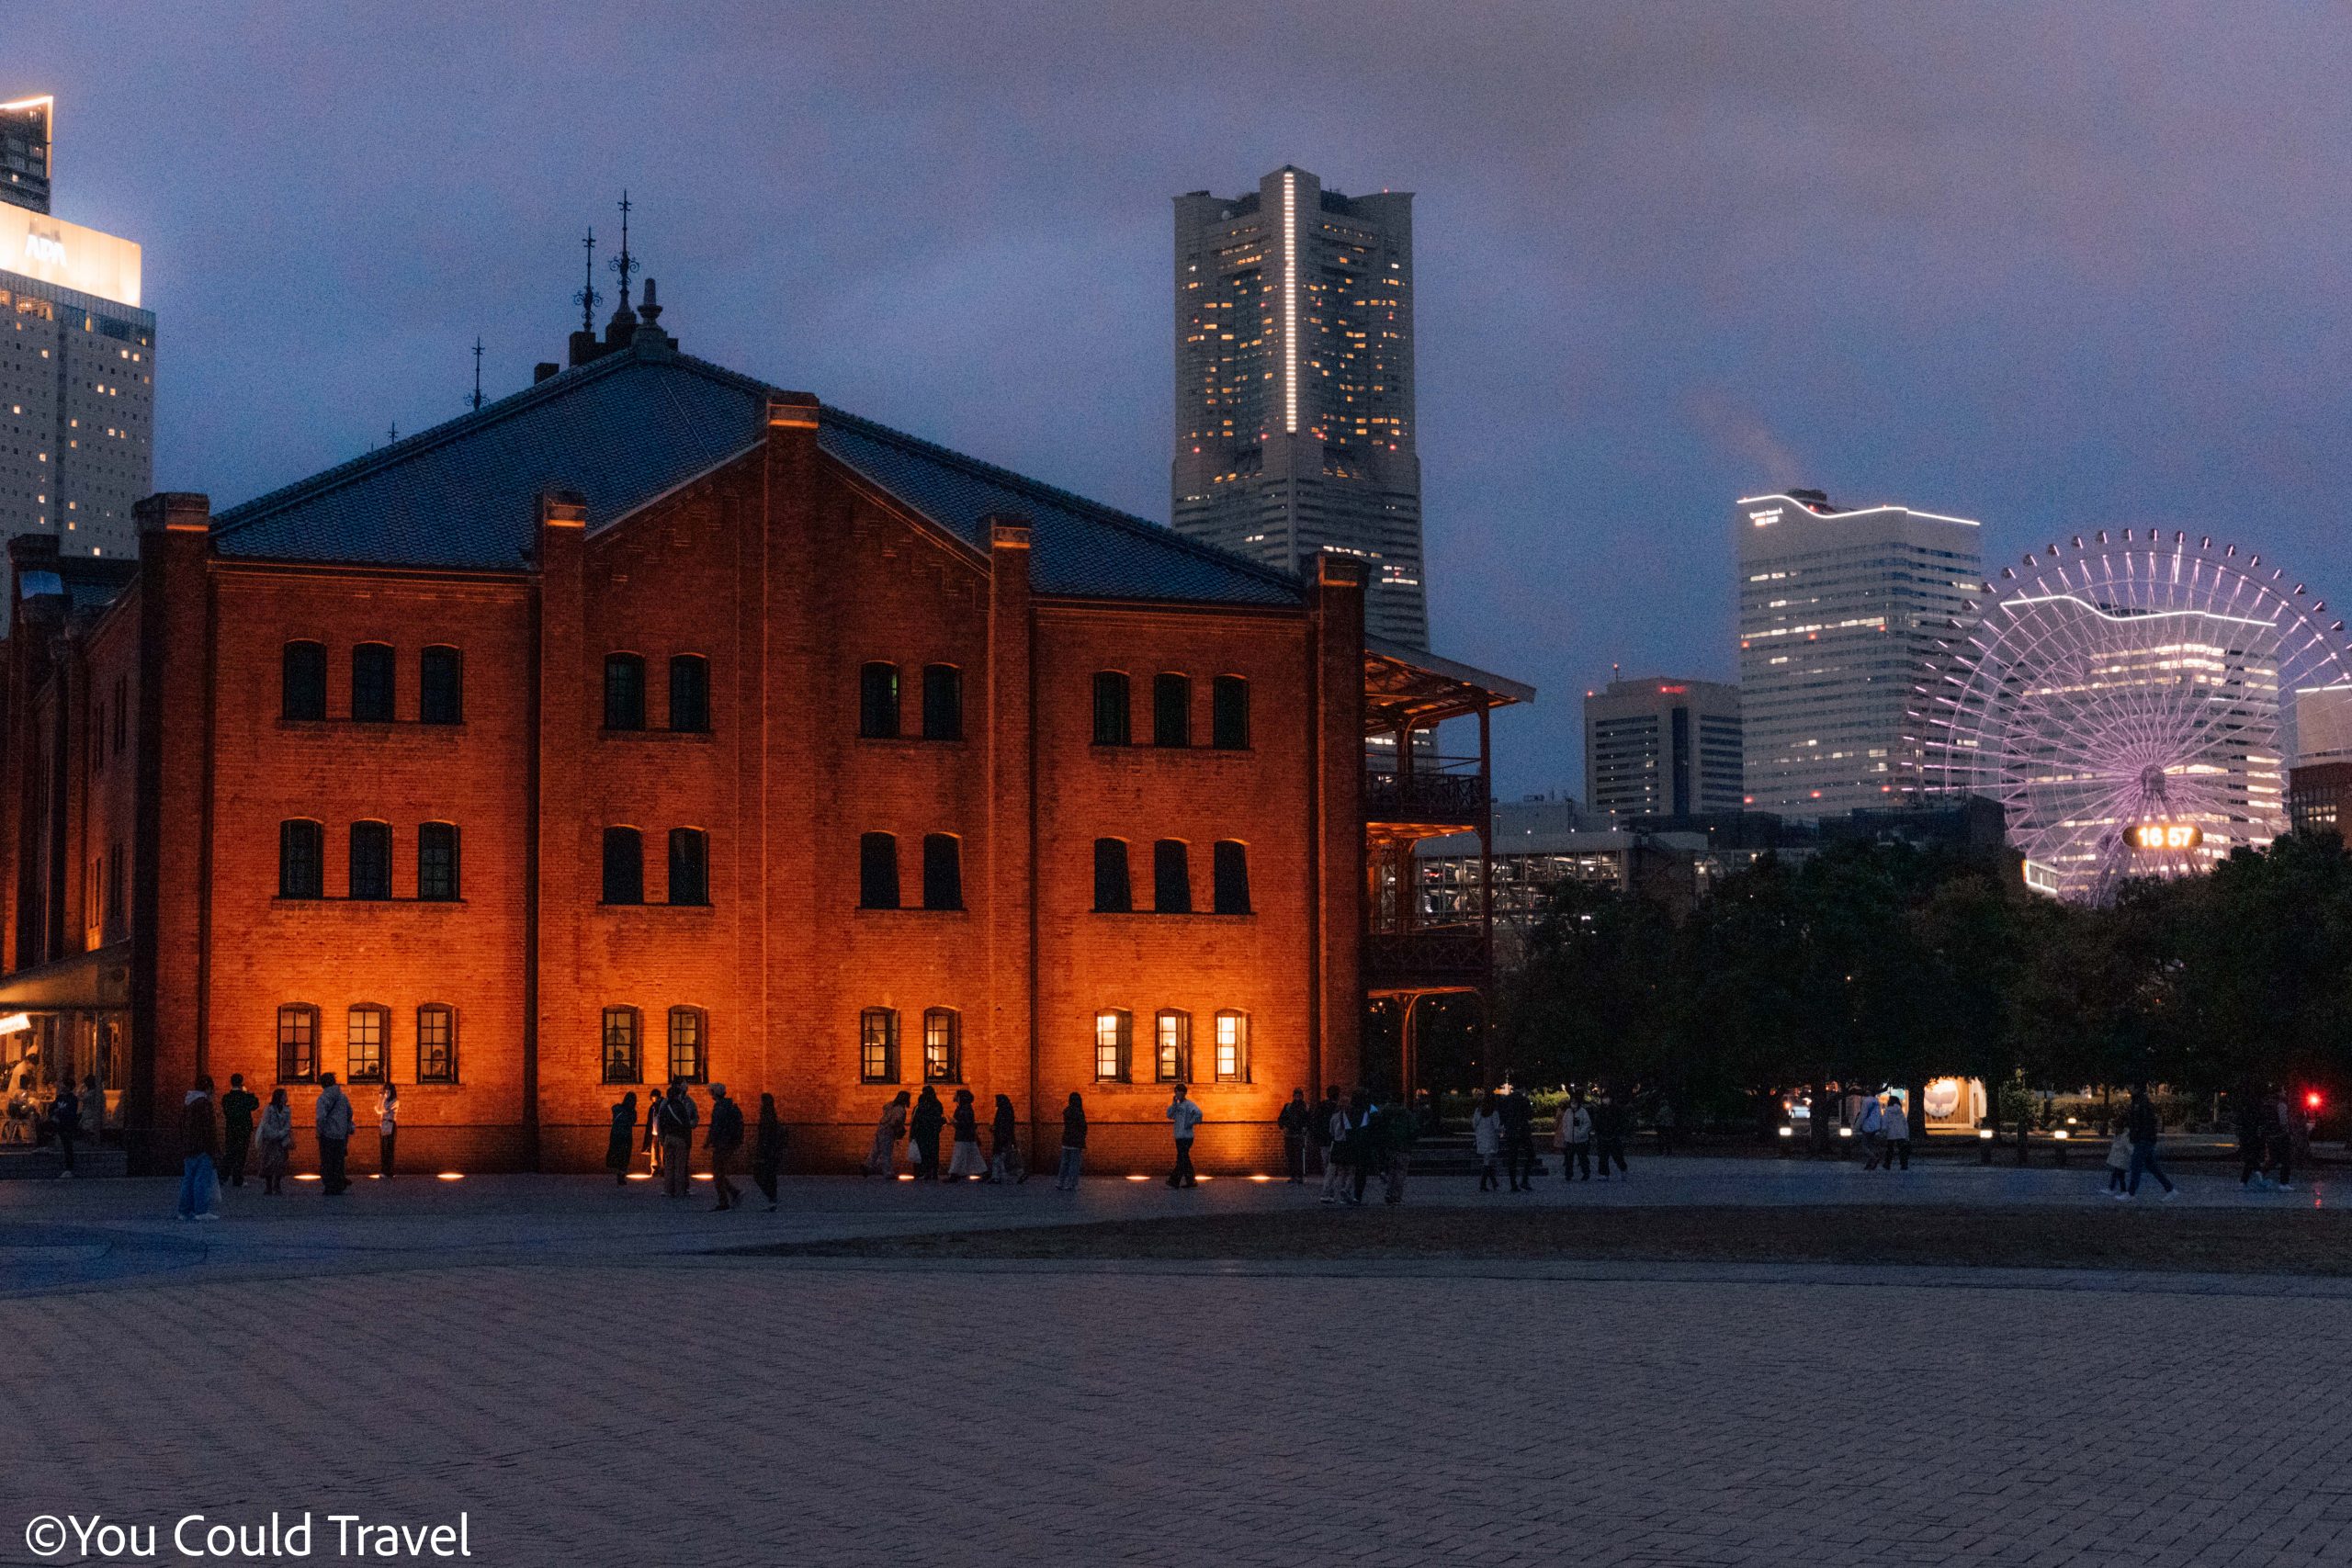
16;2;2352;795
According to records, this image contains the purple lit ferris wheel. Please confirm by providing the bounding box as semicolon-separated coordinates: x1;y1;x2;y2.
1912;529;2352;904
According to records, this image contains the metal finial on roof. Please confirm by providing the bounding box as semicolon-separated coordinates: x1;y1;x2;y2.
469;337;485;412
609;190;638;314
576;228;600;331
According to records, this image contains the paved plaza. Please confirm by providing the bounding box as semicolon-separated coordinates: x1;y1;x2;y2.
4;1162;2350;1567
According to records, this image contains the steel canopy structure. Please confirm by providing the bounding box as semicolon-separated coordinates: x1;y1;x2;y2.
1912;529;2352;903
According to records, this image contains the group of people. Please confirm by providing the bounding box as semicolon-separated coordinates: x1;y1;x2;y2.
2233;1086;2309;1191
858;1086;1042;1184
605;1080;786;1211
1467;1088;1634;1190
170;1070;398;1217
1850;1092;1915;1171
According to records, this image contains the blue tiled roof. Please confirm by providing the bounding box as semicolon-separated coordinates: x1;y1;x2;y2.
209;346;1303;608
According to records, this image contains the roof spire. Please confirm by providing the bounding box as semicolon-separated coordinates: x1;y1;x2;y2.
575;227;600;332
608;190;639;319
469;336;485;412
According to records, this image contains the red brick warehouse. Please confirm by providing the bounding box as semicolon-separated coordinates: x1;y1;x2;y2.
0;297;1529;1174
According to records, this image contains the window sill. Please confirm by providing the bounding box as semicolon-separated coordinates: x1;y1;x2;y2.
854;906;969;916
597;902;716;912
277;718;468;733
599;728;715;741
1091;743;1253;756
1090;909;1255;920
273;897;469;908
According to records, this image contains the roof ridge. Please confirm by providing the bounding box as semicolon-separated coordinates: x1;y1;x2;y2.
211;350;651;535
817;405;1305;593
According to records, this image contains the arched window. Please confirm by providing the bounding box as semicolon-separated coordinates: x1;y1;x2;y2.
277;1004;319;1083
1155;1009;1192;1084
1213;840;1251;916
860;1008;899;1084
420;646;463;725
347;820;392;900
278;819;323;899
859;832;900;909
669;655;710;733
1215;1010;1251;1084
1093;1009;1133;1083
1153;840;1192;914
602;828;644;905
416;1005;457;1084
668;829;709;906
922;665;963;740
1091;671;1131;746
351;643;396;723
859;662;900;739
922;1008;960;1083
282;641;326;721
604;654;647;730
1153;672;1192;748
922;833;963;910
601;1007;641;1084
667;1007;707;1084
1092;839;1132;912
418;822;460;901
345;1004;388;1083
1212;675;1250;750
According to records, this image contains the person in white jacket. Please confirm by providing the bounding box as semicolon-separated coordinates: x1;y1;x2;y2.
378;1082;400;1180
1472;1094;1503;1192
1555;1093;1593;1182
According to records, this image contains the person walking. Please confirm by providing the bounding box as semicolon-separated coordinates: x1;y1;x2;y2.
1278;1089;1311;1184
1556;1092;1593;1183
48;1079;80;1178
1498;1082;1536;1192
1653;1096;1677;1158
656;1080;699;1199
1473;1093;1503;1192
1882;1093;1911;1171
989;1093;1026;1184
606;1091;639;1184
643;1091;664;1179
315;1072;354;1196
947;1089;988;1181
705;1084;744;1211
1319;1089;1353;1205
377;1082;400;1180
1854;1091;1886;1171
219;1073;258;1189
2105;1122;2132;1195
2120;1085;2177;1200
1594;1090;1630;1180
1309;1086;1340;1181
1381;1094;1418;1205
2270;1089;2299;1191
910;1086;945;1181
2235;1087;2272;1189
177;1076;220;1220
1344;1089;1377;1205
865;1091;910;1177
257;1089;295;1196
751;1092;786;1211
1165;1082;1204;1188
1056;1091;1088;1190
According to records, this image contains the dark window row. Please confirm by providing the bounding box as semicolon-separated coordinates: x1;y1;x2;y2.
1091;672;1249;750
601;1004;708;1085
91;673;128;774
1091;838;1250;915
601;828;709;906
276;1002;456;1085
283;642;461;725
859;662;963;741
278;820;460;901
604;654;710;733
1091;1008;1251;1084
858;832;964;910
857;1006;962;1085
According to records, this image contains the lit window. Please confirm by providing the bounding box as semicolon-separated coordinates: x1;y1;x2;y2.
416;1005;457;1084
345;1005;387;1083
1093;1009;1133;1083
602;1008;641;1084
1155;1009;1191;1083
860;1008;899;1084
667;1007;707;1084
277;1005;319;1084
1215;1010;1250;1083
923;1008;960;1083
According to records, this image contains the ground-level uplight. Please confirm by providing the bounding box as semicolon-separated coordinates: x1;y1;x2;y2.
294;1173;321;1182
895;1173;914;1182
1247;1174;1273;1182
626;1172;653;1181
435;1172;464;1181
1125;1174;1150;1182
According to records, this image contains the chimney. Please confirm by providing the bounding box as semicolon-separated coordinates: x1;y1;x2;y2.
534;362;560;385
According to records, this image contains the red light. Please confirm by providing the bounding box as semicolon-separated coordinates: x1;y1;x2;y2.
2308;1091;2324;1111
1658;684;1687;694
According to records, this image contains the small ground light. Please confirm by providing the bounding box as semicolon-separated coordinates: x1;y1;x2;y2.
294;1173;322;1182
1125;1174;1150;1182
1193;1175;1214;1182
1247;1174;1274;1182
367;1173;382;1179
2053;1130;2070;1141
1777;1126;1793;1138
435;1172;464;1181
896;1173;914;1182
626;1172;653;1181
1838;1127;1853;1139
1979;1128;1995;1139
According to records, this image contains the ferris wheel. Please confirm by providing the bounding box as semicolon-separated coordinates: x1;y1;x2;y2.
1911;529;2352;903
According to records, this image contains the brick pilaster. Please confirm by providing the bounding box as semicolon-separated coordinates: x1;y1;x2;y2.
529;489;589;1168
1307;553;1366;1096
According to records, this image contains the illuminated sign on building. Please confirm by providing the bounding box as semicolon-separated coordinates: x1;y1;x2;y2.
0;202;140;308
2130;822;2202;852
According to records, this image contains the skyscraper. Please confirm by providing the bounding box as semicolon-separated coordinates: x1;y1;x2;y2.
1584;675;1743;822
0;94;153;604
1172;166;1426;647
1736;489;1982;816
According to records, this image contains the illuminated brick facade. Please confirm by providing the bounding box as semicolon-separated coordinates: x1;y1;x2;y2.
0;331;1383;1174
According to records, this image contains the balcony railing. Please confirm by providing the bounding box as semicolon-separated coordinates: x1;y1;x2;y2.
1365;925;1490;987
1363;767;1487;826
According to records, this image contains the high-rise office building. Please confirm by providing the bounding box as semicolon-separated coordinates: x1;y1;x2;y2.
0;94;153;606
1736;489;1981;816
1172;166;1427;647
1584;675;1743;822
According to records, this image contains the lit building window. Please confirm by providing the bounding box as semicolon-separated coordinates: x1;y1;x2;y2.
923;1008;960;1083
860;1008;899;1084
1093;1009;1132;1083
667;1007;707;1084
602;1007;641;1084
277;1004;319;1084
1155;1009;1191;1083
416;1005;457;1084
1215;1010;1250;1083
345;1005;388;1083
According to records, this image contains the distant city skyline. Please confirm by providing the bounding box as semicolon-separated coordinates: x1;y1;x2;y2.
13;5;2352;797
